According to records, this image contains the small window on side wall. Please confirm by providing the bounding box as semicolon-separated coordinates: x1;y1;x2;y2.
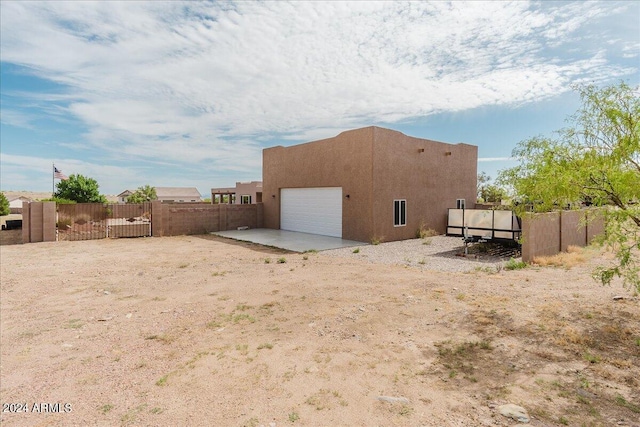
456;199;466;209
241;195;251;204
394;199;406;226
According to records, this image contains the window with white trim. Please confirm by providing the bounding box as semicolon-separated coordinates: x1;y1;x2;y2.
456;199;466;209
394;199;406;226
240;195;251;204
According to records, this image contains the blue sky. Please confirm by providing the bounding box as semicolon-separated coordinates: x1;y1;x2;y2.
1;1;638;196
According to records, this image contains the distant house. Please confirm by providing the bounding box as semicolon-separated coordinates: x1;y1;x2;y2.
211;181;262;205
117;190;134;204
8;196;33;214
117;187;202;203
155;187;202;203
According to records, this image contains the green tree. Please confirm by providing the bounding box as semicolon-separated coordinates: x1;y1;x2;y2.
0;192;9;216
54;174;108;204
477;172;507;203
480;184;507;204
127;185;157;203
498;81;639;290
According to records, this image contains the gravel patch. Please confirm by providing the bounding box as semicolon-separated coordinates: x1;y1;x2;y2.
321;235;520;273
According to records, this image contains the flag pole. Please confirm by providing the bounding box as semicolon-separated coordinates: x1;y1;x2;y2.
52;163;55;197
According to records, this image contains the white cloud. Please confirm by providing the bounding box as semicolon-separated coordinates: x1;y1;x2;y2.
622;43;640;58
0;0;637;172
478;157;516;162
0;110;35;129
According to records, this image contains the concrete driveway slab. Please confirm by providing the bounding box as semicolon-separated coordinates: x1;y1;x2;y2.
211;228;365;252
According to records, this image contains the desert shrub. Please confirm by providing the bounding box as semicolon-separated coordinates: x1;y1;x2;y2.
416;222;438;238
370;236;384;245
505;258;527;270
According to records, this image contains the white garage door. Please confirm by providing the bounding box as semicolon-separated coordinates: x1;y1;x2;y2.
281;187;342;237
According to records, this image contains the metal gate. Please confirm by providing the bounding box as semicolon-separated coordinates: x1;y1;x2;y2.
57;203;152;241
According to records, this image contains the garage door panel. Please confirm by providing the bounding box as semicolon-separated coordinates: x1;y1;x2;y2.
281;188;342;237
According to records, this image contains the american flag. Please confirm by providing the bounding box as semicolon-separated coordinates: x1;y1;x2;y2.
54;166;68;180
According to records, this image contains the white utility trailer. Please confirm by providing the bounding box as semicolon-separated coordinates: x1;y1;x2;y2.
447;208;521;243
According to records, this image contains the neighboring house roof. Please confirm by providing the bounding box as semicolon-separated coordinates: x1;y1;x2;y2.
8;196;33;202
117;190;134;198
8;196;33;208
2;191;52;201
155;187;202;200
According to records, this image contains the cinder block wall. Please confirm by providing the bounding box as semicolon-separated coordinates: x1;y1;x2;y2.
522;212;561;262
586;209;605;243
522;208;606;262
21;201;56;243
22;202;31;244
152;202;258;236
560;210;587;252
159;203;221;236
30;202;44;242
0;230;23;245
225;205;258;230
256;203;264;228
42;203;56;242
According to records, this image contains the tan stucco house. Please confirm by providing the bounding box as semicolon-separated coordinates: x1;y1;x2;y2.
263;126;477;243
211;181;262;205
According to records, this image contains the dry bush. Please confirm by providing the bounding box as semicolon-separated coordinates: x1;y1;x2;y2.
566;245;583;253
471;312;495;326
416;222;439;239
370;235;384;245
532;246;588;268
553;326;595;348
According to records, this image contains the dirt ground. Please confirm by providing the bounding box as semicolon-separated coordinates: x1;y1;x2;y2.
1;235;638;427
